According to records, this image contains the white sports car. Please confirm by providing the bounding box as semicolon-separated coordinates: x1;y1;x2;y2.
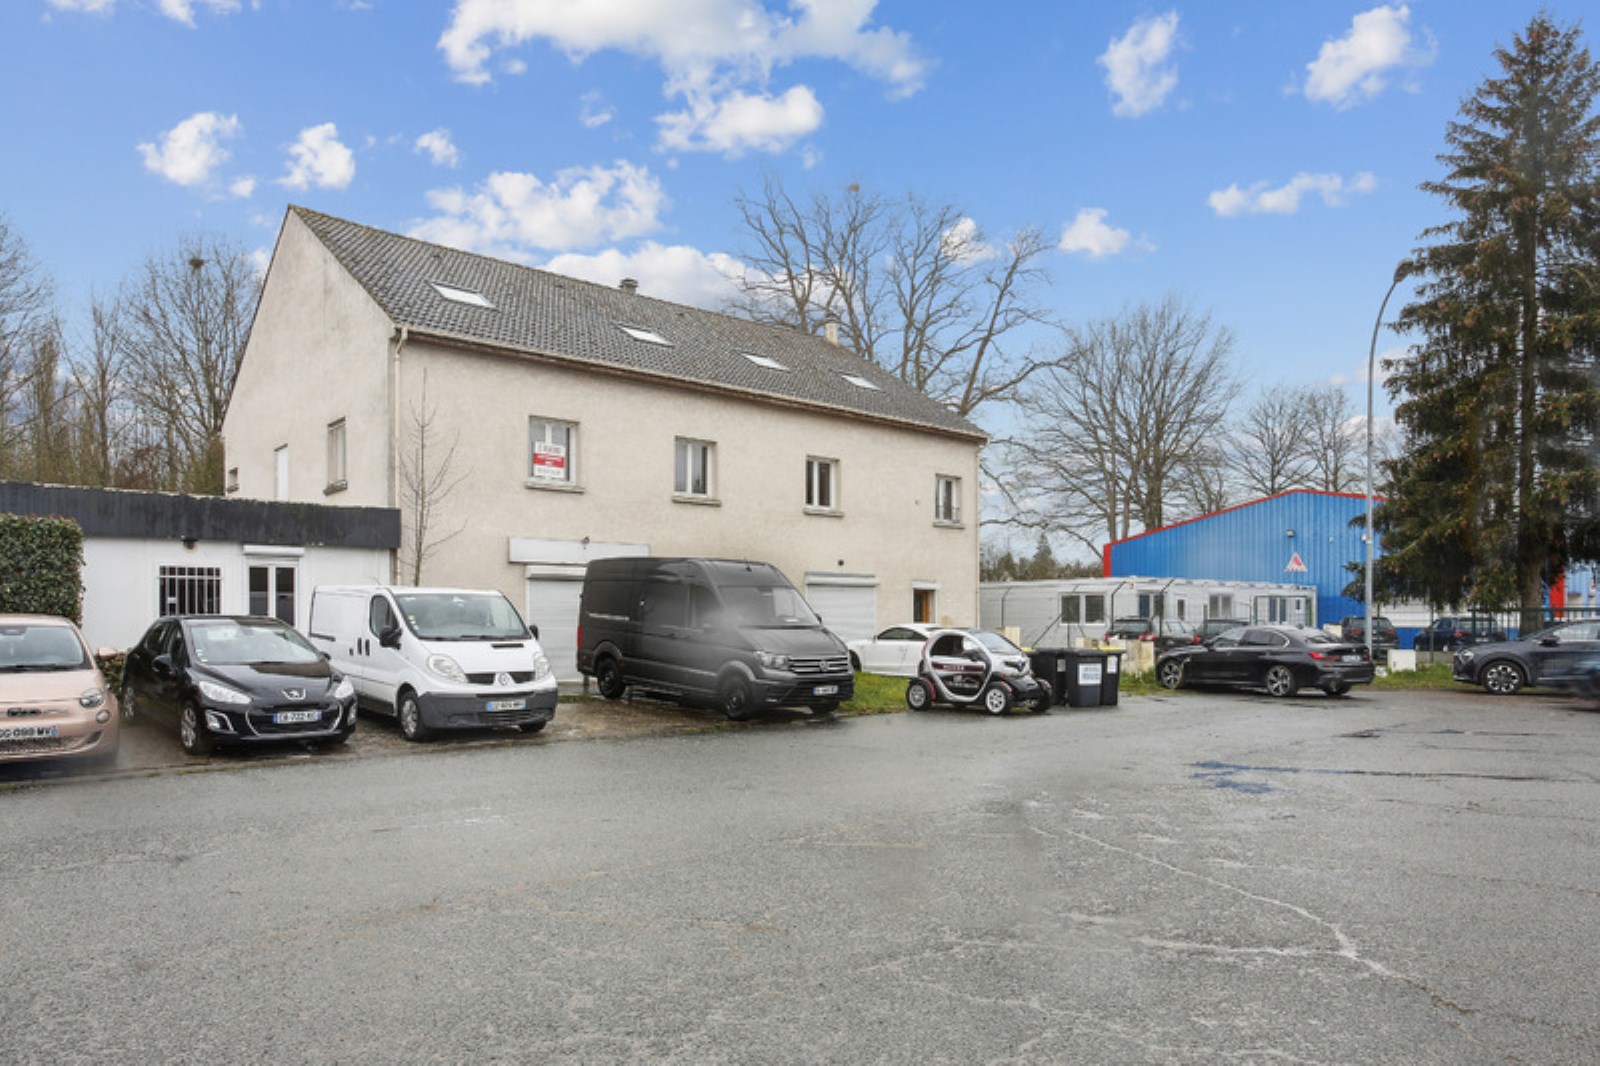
847;623;938;676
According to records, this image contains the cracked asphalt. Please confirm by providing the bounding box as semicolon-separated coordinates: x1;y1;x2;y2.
4;686;1598;1063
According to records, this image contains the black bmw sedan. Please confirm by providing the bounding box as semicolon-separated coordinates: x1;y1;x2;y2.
122;615;357;755
1156;624;1374;698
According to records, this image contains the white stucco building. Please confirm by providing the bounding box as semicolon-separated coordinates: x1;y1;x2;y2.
224;207;987;678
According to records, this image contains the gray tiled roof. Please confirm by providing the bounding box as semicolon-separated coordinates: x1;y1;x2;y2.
291;207;984;441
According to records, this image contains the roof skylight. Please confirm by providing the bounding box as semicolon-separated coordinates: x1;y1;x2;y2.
430;282;494;309
742;352;790;371
840;373;881;390
618;324;672;346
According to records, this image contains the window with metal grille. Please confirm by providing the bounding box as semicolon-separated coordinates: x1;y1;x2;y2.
159;566;222;616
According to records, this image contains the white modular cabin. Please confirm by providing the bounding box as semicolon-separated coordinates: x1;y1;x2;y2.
981;576;1319;649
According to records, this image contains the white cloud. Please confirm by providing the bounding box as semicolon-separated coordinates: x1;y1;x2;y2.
542;242;746;311
1208;171;1378;217
138;111;241;187
46;0;116;12
437;0;922;157
280;123;355;190
408;161;668;259
1304;4;1433;109
156;0;239;25
580;91;615;128
1057;208;1134;260
656;85;823;156
941;217;997;263
229;175;256;199
414;128;459;168
1098;11;1180;118
438;0;926;92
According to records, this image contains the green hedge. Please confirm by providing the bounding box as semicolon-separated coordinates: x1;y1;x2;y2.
0;514;85;623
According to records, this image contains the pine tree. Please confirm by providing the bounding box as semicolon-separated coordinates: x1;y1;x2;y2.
1378;14;1600;627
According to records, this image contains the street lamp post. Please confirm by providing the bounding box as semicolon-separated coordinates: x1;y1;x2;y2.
1364;260;1414;658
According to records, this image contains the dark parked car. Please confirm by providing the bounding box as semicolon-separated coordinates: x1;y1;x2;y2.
1413;616;1508;652
1108;617;1199;653
1338;615;1399;653
1156;625;1375;698
1197;618;1250;643
1451;619;1600;695
122;615;357;755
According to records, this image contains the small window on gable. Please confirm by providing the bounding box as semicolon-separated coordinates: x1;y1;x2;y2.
742;352;790;371
430;282;494;309
619;324;672;346
841;373;880;390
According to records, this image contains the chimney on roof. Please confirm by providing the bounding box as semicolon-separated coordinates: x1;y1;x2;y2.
619;278;639;294
822;316;840;346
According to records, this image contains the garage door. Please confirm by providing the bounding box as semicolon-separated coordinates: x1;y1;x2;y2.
525;577;583;681
805;581;877;645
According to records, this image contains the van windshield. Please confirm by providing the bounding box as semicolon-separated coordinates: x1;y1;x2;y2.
719;585;821;628
393;592;529;640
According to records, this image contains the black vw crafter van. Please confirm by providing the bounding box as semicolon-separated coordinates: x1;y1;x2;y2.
576;557;854;719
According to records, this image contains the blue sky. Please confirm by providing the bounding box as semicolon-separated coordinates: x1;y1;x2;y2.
0;1;1575;418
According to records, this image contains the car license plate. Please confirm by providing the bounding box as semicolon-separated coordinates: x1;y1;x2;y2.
274;710;321;724
486;698;526;712
813;685;839;697
1342;654;1362;663
0;725;58;740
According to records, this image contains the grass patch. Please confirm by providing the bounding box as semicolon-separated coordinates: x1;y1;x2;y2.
840;672;910;714
1372;662;1456;689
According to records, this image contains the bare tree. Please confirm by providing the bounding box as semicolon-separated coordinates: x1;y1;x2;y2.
399;372;466;585
0;216;55;465
996;297;1238;555
120;232;259;492
66;294;132;487
1228;385;1314;497
1300;384;1362;492
735;177;1058;421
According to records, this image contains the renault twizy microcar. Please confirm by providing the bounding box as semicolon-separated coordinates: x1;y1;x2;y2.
905;629;1051;715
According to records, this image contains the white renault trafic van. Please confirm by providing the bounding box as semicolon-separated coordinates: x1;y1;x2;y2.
308;586;558;741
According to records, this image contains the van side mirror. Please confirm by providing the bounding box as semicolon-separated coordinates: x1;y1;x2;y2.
379;625;402;649
528;624;539;641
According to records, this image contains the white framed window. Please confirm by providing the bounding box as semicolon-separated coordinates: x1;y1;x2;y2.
934;475;961;524
273;445;289;501
159;565;222;616
806;457;839;511
326;419;347;493
675;438;714;498
430;281;494;309
619;324;672;346
528;417;576;485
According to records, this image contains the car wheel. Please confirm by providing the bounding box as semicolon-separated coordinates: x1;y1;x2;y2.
517;720;547;734
179;702;214;757
1481;661;1525;696
981;683;1013;716
849;651;861;672
1322;682;1351;697
595;656;626;700
906;678;933;711
1157;659;1185;690
719;677;753;721
398;691;433;742
1264;665;1299;698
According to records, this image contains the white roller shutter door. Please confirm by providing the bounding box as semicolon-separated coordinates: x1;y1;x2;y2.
805;581;877;645
525;578;583;681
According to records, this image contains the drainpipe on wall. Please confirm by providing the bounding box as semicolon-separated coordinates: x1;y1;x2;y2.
390;325;408;584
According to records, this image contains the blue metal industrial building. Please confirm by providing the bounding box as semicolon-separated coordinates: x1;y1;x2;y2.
1103;490;1370;628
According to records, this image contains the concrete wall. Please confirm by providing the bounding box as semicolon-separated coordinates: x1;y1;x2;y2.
224;211;395;512
81;539;391;651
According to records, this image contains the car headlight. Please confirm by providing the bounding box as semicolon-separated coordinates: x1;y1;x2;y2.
427;654;467;683
531;650;551;680
756;651;791;670
333;677;355;700
79;688;106;709
197;679;252;706
1457;649;1475;663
